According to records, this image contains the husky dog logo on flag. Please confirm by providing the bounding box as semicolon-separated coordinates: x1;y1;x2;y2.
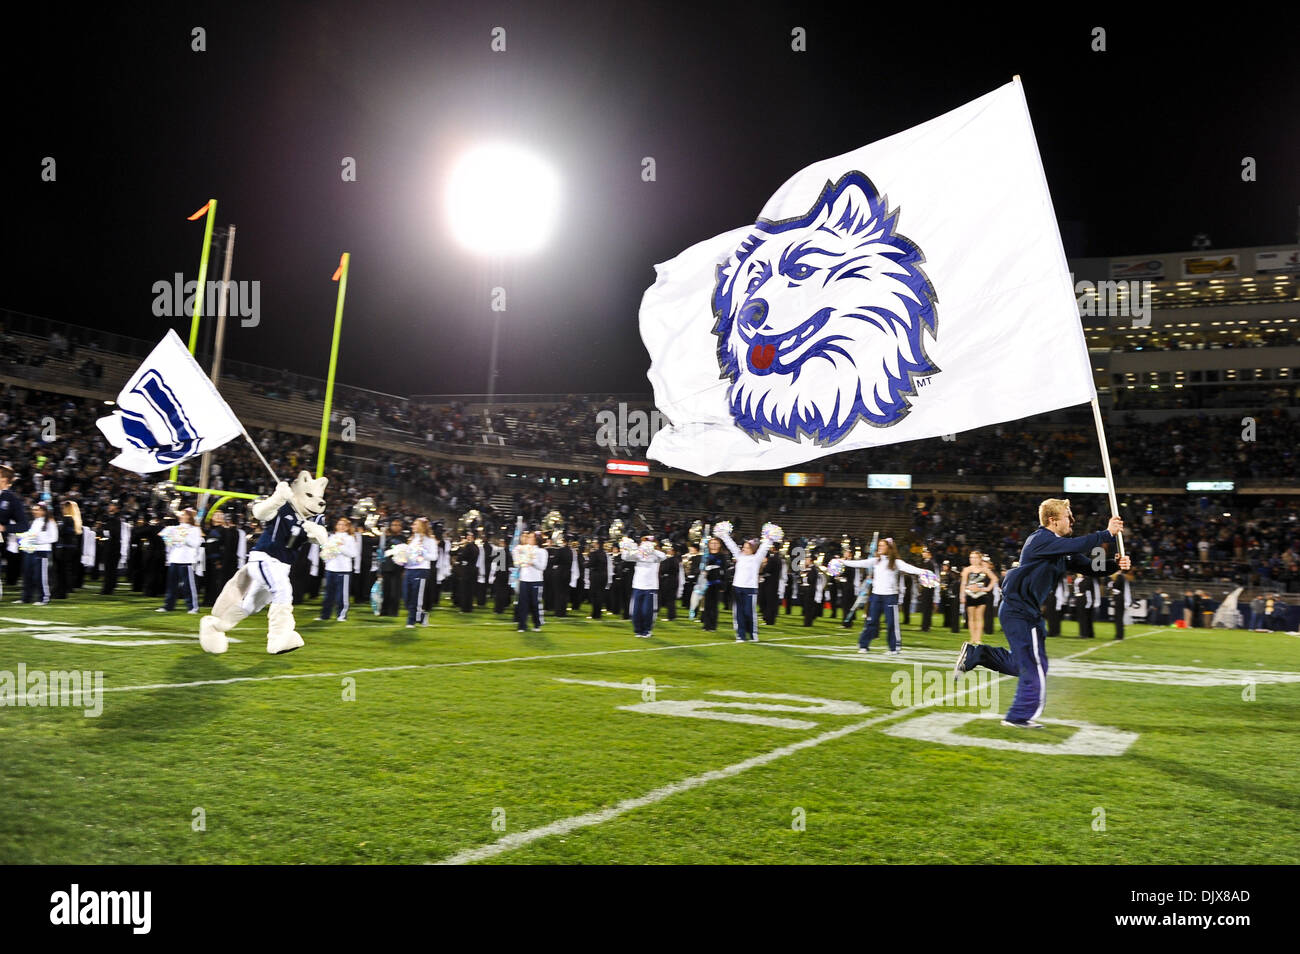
97;330;244;474
117;369;203;464
712;171;939;444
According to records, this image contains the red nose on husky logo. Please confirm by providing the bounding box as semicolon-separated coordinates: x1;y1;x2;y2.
750;344;775;370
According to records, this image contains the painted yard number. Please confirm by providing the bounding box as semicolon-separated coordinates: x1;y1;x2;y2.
557;679;1138;756
621;690;871;730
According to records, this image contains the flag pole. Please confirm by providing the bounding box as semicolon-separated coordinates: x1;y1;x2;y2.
1012;72;1125;559
318;252;350;478
1090;396;1125;558
172;198;217;484
242;429;280;485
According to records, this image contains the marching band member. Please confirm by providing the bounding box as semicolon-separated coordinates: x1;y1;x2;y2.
682;543;700;612
0;465;30;601
1110;569;1133;640
54;501;83;598
455;531;478;614
1074;573;1097;639
918;547;939;632
839;548;858;622
657;541;680;622
568;539;583;614
797;554;818;627
491;535;513;614
759;545;783;625
433;528;452;608
586;539;609;619
698;537;726;631
1045;577;1068;637
158;508;202;613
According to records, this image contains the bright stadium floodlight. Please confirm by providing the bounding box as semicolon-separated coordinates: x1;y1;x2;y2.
446;143;561;256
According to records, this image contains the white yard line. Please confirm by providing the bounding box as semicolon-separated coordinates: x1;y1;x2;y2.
432;628;1167;864
32;632;844;702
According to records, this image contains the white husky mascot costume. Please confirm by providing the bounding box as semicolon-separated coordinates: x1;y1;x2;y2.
199;471;329;655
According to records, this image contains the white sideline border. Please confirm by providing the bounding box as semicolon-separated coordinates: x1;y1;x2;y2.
431;629;1165;864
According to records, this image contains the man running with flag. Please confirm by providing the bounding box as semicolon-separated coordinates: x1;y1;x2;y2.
955;498;1129;727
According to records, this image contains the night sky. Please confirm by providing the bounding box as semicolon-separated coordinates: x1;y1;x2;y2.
7;3;1298;398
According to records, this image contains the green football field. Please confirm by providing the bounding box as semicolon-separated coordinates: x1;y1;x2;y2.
1;592;1297;865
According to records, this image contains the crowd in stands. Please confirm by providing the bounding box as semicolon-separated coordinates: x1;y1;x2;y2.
3;375;1300;598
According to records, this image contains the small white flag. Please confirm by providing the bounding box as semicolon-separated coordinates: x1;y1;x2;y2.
96;329;244;474
640;79;1095;476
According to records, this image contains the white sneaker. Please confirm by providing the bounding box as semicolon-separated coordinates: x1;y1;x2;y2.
187;608;199;615
155;607;167;613
953;641;973;676
736;637;744;642
1001;719;1044;729
857;648;868;654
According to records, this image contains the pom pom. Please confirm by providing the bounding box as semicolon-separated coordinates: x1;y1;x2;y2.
713;520;733;538
321;539;343;562
618;536;637;553
638;539;656;556
18;530;39;553
918;570;939;589
761;522;784;544
388;543;411;566
826;558;845;578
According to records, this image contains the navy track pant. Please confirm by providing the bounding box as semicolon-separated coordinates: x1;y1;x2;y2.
404;568;428;625
967;608;1048;723
320;570;350;620
860;593;900;651
630;588;657;635
732;586;758;640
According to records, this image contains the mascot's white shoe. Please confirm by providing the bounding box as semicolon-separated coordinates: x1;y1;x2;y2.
266;603;305;655
198;616;229;655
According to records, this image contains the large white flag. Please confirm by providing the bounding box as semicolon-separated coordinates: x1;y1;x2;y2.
641;79;1095;476
96;329;244;474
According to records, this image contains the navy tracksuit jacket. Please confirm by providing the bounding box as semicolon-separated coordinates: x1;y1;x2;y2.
967;526;1117;723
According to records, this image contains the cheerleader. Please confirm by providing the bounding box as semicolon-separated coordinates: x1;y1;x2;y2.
714;524;773;643
54;501;83;598
513;531;548;632
19;503;59;604
983;555;1000;635
319;517;360;621
959;550;998;645
158;508;202;613
843;538;927;654
622;535;667;639
403;518;435;628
